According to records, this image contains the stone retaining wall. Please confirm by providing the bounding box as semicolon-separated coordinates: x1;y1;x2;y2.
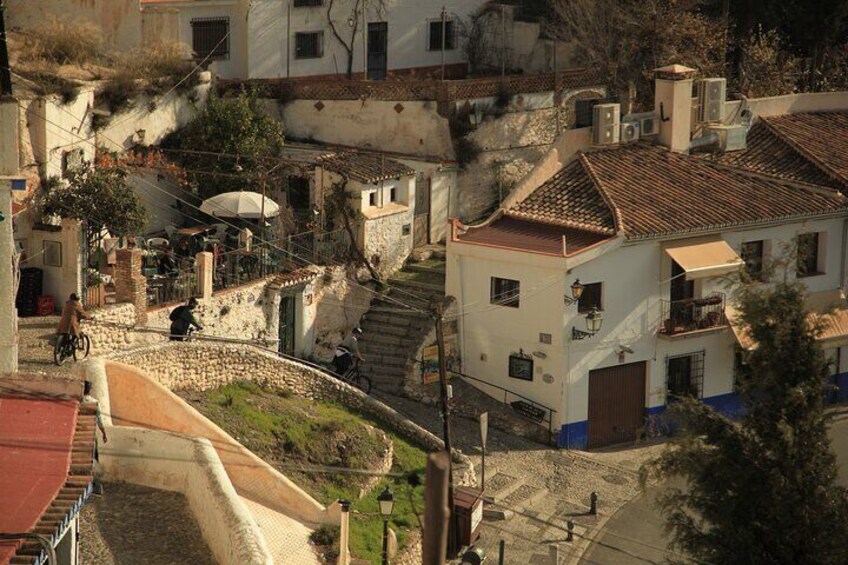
106;342;475;485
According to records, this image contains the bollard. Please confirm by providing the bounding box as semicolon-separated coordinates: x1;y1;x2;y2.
590;491;598;515
566;520;574;543
498;539;505;565
549;544;560;565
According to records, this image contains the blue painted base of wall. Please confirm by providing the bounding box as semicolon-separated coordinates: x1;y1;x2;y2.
830;372;848;403
557;420;588;450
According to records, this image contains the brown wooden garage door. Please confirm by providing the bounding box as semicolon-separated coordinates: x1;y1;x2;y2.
588;362;647;448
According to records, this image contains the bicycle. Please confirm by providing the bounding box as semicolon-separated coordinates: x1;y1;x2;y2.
53;330;91;366
336;357;372;394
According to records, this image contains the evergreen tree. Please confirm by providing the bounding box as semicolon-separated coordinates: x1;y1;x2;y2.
642;275;848;564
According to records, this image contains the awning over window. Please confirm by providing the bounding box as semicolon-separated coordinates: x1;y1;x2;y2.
665;240;744;280
728;289;848;351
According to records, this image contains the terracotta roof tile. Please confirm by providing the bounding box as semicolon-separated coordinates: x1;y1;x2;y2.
704;120;845;190
316;151;415;184
456;216;611;256
508;160;616;235
585;146;848;239
760;112;848;186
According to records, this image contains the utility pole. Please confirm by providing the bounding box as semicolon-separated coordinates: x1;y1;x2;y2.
286;1;291;79
422;451;450;565
500;4;506;79
434;299;456;556
0;3;12;96
440;6;446;81
553;39;560;136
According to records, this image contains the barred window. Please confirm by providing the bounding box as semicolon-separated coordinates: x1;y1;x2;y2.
666;350;705;402
293;0;323;6
428;20;455;51
191;17;230;60
295;31;324;59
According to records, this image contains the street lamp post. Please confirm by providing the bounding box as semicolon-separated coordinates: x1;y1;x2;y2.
377;485;395;565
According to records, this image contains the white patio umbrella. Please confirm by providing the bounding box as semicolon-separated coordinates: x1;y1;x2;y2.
200;191;281;219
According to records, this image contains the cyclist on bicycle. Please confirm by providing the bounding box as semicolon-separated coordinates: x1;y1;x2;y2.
169;297;203;341
56;293;90;339
333;326;364;376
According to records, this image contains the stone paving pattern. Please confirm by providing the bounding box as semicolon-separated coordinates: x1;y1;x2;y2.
78;482;216;565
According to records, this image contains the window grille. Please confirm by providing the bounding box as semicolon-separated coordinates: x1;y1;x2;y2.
191;17;230;60
295;32;324;59
665;350;705;402
490;277;520;308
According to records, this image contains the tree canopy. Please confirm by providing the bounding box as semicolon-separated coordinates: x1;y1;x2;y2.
642;273;848;564
42;158;147;241
164;92;286;200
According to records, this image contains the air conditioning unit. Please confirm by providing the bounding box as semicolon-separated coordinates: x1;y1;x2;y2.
592;103;620;145
706;124;747;152
623;112;658;136
620;121;640;143
698;78;726;123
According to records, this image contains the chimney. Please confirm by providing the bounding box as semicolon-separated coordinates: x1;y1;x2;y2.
653;64;697;153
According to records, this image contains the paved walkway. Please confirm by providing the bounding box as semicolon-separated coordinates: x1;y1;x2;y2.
239;497;320;565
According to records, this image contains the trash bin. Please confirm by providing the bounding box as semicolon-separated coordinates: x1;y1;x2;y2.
454;486;484;546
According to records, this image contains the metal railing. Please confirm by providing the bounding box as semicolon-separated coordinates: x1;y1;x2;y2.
452;371;557;445
146;271;196;307
284;228;351;267
659;291;728;336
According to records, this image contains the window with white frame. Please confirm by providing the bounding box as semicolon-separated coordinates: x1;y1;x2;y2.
666;350;705;402
428;20;456;51
295;31;324;59
191;17;230;60
389;186;397;203
368;191;378;207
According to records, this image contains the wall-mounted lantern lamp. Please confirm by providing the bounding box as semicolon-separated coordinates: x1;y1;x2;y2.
572;307;603;340
563;279;585;306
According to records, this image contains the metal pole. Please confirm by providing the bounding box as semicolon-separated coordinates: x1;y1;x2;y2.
440;6;446;81
362;0;368;80
382;518;389;565
554;39;560;136
434;300;456;556
481;443;485;491
286;0;291;79
498;539;505;565
260;171;267;276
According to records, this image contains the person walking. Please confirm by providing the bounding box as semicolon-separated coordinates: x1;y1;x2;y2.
169;297;203;341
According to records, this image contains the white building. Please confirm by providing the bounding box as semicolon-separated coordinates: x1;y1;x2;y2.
446;66;848;449
140;0;490;80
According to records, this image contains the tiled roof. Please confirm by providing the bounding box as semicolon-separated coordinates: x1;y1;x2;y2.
760;112;848;186
270;268;318;290
704;121;845;191
455;216;612;256
316;151;416;184
508;160;616;235
583;146;848;239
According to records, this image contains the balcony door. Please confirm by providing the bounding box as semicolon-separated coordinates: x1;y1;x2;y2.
367;22;388;80
670;260;694;301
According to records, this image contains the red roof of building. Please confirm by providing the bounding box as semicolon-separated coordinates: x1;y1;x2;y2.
0;395;80;564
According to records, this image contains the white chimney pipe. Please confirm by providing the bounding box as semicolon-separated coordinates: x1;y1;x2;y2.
653;64;697;153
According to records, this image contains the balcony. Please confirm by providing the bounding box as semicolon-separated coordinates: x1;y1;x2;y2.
659;292;728;337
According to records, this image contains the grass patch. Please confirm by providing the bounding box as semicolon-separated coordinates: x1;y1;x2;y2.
180;381;428;564
389;269;445;286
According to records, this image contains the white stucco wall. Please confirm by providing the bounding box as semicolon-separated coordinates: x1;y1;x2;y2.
130;171;184;235
247;0;489;80
283;99;454;159
448;214;848;432
23;219;84;304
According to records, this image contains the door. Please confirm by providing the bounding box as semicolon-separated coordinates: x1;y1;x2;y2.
279;293;296;356
413;176;431;248
367;22;388;80
670;260;694;326
587;362;647;448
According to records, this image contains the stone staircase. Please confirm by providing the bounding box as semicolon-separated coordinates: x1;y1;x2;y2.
358;253;446;394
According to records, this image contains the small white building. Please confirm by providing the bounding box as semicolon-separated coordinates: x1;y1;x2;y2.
141;0;490;80
446;66;848;449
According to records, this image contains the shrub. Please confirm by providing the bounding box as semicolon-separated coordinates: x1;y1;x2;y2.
19;16;103;65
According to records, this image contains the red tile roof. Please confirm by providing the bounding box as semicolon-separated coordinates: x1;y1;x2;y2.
760;112;848;187
584;146;848;239
455;216;612;256
704;120;845;191
508;160;616;235
505;142;848;242
316;151;416;184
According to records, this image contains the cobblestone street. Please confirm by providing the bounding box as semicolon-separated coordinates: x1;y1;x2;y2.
371;389;667;564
